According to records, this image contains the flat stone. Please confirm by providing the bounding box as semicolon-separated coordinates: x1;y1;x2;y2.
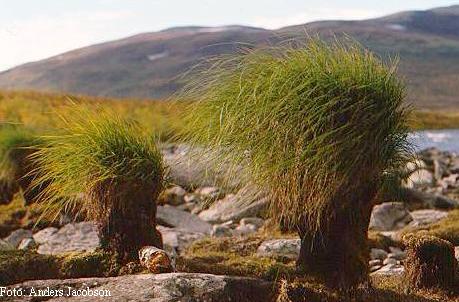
37;222;99;255
256;239;301;260
409;209;448;227
199;185;268;224
157;226;206;253
371;263;404;276
33;227;59;244
369;202;413;231
3;229;33;248
157;205;212;234
6;273;274;302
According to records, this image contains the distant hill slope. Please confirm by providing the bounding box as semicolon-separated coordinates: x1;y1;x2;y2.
1;6;459;109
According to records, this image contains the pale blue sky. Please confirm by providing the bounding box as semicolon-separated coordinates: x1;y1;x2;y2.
0;0;458;71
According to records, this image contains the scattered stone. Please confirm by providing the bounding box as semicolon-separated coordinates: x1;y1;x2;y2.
159;186;187;206
256;239;301;260
37;222;99;255
158;226;206;253
403;188;458;209
370;265;382;272
184;193;200;203
370;248;388;261
6;273;274;302
139;246;174;273
18;238;36;250
405;169;434;188
4;229;33;248
369;259;382;267
157;205;212;234
409;209;448;227
369;202;413;231
195;186;224;201
199;185;268;223
372;263;405;276
234;224;257;236
240;217;265;228
33;227;59;244
211;225;233;238
383;258;398;265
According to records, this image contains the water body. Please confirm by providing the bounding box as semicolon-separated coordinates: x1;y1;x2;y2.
410;129;459;153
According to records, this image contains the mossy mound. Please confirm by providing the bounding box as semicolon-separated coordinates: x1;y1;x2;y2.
177;235;296;280
401;210;459;245
403;235;457;291
277;276;459;302
0;249;127;285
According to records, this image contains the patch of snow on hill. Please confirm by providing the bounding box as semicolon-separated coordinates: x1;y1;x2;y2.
386;24;406;31
147;51;169;61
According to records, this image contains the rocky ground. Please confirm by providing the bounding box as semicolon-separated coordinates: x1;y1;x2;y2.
1;145;459;301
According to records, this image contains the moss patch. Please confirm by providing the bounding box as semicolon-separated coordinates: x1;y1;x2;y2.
177;235;296;280
401;210;459;246
0;249;128;286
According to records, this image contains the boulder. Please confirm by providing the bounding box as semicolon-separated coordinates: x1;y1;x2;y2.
37;222;99;255
405;169;433;188
371;263;404;276
33;227;59;244
157;226;206;253
157;206;212;234
409;209;448;227
256;239;301;260
199;186;268;224
5;273;274;302
3;229;33;248
369;202;413;231
402;188;458;209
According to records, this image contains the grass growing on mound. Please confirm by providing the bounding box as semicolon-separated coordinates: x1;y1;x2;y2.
181;38;412;233
31;105;165;261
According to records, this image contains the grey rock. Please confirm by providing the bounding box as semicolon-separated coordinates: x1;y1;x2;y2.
211;225;233;238
18;238;36;250
369;202;413;231
176;202;197;212
371;263;404;276
5;273;274;302
37;222;99;255
388;251;406;261
383;258;398;265
4;229;33;248
370;265;382;272
405;169;433;188
369;259;382;267
455;246;459;262
257;239;301;260
409;209;448;227
195;186;224;201
160;186;187;206
33;227;59;244
157;205;212;234
234;224;258;236
157;226;206;253
370;248;388;260
199;185;268;224
240;217;265;228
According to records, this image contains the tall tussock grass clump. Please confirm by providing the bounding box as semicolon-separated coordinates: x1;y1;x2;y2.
0;125;43;205
182;38;412;288
32;106;165;262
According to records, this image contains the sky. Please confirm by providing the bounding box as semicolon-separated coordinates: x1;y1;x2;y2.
0;0;458;71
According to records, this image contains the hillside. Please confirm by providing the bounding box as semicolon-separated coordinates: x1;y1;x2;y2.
0;5;459;109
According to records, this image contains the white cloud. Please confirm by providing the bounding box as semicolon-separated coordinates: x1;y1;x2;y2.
0;10;134;71
252;8;381;30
